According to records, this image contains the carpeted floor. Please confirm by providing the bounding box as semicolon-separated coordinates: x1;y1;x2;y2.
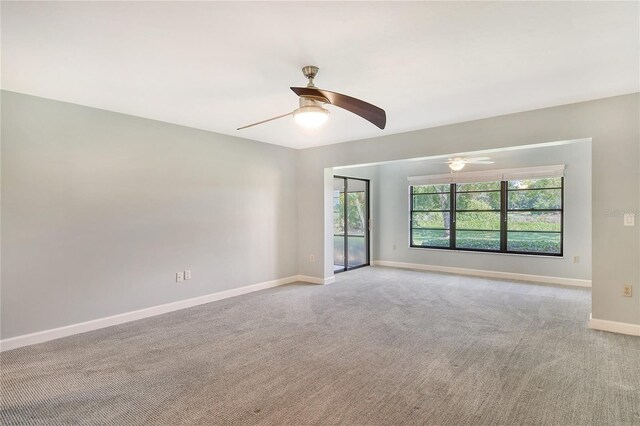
1;267;639;425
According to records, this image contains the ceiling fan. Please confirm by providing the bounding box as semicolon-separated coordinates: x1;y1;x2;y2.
443;157;494;171
237;66;386;131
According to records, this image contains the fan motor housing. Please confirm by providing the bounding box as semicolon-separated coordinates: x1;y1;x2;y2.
302;65;319;79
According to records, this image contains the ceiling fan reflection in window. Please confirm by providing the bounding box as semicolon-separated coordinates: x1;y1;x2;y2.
443;157;494;171
237;66;386;131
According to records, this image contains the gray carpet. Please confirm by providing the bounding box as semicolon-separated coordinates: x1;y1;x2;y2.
1;266;639;425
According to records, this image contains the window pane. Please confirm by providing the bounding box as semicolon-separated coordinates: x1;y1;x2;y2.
456;192;500;210
508;189;561;210
333;191;344;234
456;182;500;192
455;230;500;250
412;212;450;229
456;212;500;230
508;211;561;232
413;193;449;211
347;236;366;267
412;229;450;247
412;184;450;194
508;177;562;190
334;235;345;266
507;232;561;254
347;192;366;235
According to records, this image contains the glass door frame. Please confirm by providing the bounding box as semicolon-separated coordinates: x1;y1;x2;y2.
334;175;371;273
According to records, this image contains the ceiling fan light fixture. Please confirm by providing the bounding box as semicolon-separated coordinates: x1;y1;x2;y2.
237;65;386;131
293;105;329;128
449;159;466;171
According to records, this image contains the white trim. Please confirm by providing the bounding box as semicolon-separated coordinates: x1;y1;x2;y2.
408;246;564;259
408;164;565;185
589;315;640;336
1;275;309;352
298;275;335;285
371;260;591;288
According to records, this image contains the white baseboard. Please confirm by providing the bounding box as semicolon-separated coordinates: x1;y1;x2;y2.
1;274;326;352
371;260;592;288
298;275;335;285
589;315;640;336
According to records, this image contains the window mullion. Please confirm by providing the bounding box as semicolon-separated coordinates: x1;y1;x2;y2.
409;186;414;246
560;177;564;256
450;183;456;249
500;181;507;252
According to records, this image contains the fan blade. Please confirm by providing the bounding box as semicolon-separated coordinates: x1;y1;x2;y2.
237;112;293;130
466;157;491;162
291;87;386;129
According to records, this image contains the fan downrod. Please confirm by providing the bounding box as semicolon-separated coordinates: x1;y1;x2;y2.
302;65;319;87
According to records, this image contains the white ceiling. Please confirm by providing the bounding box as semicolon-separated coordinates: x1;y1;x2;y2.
2;2;638;149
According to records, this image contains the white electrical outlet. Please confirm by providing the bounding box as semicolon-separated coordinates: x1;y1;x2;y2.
623;213;635;226
184;270;192;280
573;256;580;264
176;271;184;282
393;244;397;250
623;285;632;297
309;255;315;262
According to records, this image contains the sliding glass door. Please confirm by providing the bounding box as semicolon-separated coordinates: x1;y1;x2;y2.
333;176;370;273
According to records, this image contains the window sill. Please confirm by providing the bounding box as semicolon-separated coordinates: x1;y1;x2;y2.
407;246;564;259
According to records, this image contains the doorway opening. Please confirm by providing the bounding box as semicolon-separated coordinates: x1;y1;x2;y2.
333;176;370;273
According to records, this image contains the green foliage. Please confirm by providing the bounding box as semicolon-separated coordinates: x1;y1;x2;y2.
507;232;561;253
413;230;560;253
456;212;500;230
412;212;449;229
334;192;366;234
456;230;500;250
456;193;500;211
412;229;450;247
508;188;561;210
508;212;561;232
412;184;449;194
413;193;449;211
410;178;563;253
456;182;500;192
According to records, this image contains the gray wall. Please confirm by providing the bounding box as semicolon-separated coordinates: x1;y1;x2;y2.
1;91;298;339
341;141;592;280
298;94;639;326
2;91;638;339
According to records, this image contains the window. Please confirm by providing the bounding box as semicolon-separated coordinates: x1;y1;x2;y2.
411;184;451;248
507;177;563;254
455;181;501;251
410;177;563;256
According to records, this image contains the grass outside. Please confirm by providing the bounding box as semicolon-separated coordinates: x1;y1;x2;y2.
412;230;560;253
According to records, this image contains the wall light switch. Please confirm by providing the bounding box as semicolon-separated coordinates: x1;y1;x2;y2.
184;270;192;280
623;213;635;226
623;285;632;297
176;271;184;282
309;255;315;262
